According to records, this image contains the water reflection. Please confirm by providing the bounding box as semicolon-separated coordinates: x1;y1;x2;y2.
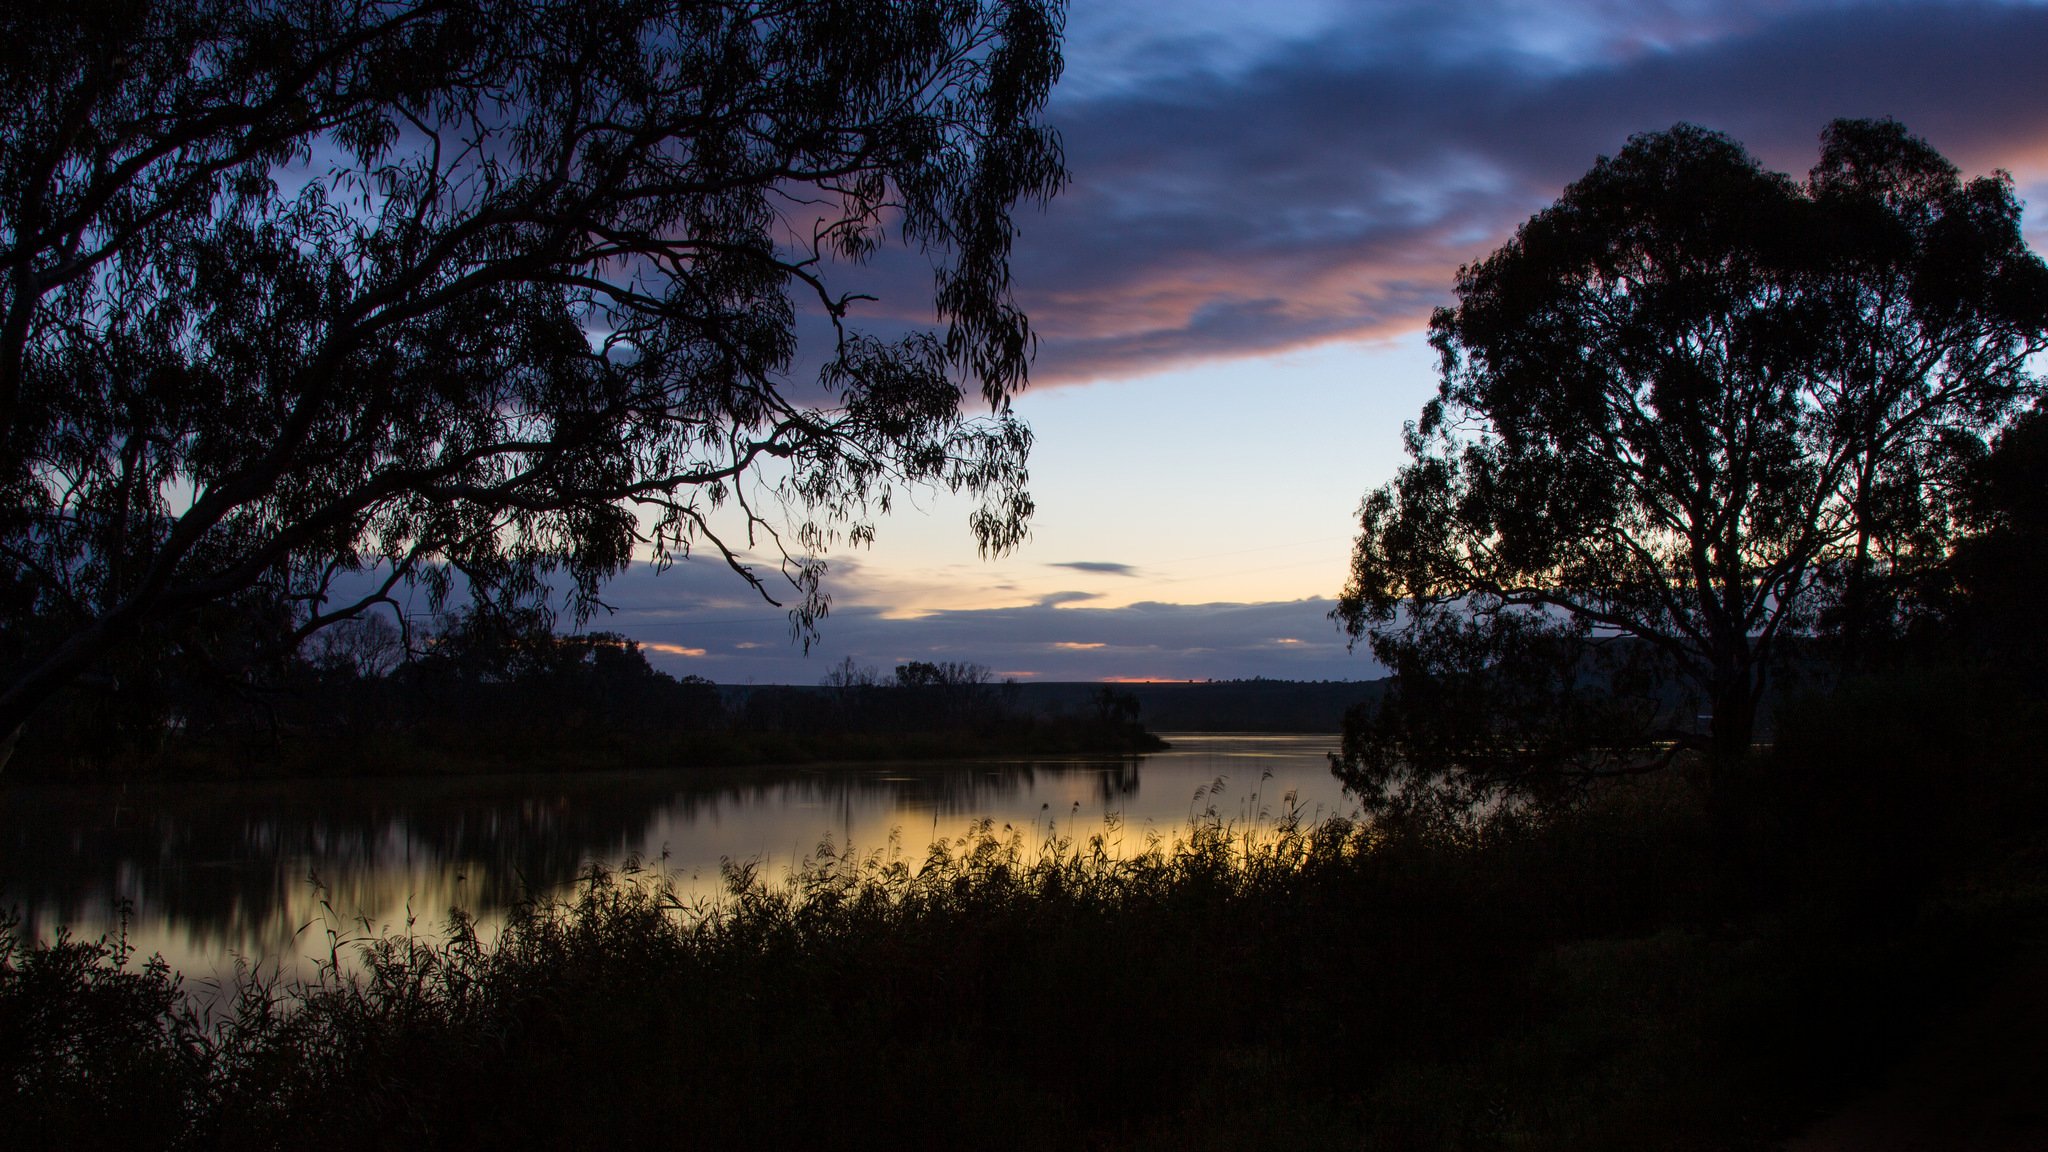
0;734;1349;992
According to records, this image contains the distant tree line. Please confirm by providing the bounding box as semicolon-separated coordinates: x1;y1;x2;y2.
7;609;1160;778
1004;680;1386;733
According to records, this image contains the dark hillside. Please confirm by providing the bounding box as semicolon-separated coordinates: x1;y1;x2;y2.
721;679;1386;733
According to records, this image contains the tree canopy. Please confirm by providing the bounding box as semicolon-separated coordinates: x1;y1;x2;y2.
1335;119;2048;790
1915;402;2048;680
0;0;1066;751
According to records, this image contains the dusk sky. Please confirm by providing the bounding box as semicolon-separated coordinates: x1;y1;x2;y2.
573;0;2048;684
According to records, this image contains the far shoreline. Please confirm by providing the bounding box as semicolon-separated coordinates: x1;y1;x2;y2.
0;726;1180;789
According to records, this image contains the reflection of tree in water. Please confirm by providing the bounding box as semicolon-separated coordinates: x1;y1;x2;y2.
820;757;1143;820
3;772;779;947
0;757;1153;953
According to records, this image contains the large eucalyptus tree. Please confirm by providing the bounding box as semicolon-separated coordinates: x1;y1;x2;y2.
1336;120;2047;791
0;0;1066;758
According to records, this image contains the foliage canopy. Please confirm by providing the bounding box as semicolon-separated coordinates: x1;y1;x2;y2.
0;0;1066;748
1335;119;2048;797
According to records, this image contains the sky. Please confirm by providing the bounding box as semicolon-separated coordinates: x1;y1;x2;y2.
560;0;2048;685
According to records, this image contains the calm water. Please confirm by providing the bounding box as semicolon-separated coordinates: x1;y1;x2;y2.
0;733;1353;995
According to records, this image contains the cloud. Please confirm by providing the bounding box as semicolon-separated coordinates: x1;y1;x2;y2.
642;642;708;657
328;557;1377;683
590;569;1383;681
1048;561;1141;576
1035;590;1103;606
1004;0;2048;385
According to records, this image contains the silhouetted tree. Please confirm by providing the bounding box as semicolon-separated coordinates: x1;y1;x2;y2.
0;0;1066;764
1336;120;2048;785
396;611;727;744
893;660;992;688
1917;404;2048;680
303;614;403;681
1091;685;1137;726
823;657;884;691
1333;611;1676;814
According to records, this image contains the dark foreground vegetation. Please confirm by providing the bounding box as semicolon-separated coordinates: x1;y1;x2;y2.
6;668;2046;1150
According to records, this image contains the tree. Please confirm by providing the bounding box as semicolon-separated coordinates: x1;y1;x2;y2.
892;659;991;688
1332;608;1680;814
1335;120;2048;784
303;612;403;680
1917;403;2048;680
0;0;1066;758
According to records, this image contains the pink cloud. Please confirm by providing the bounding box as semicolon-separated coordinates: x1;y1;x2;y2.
643;642;708;657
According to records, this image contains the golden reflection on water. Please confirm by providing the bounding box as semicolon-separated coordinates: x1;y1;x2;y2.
0;734;1354;998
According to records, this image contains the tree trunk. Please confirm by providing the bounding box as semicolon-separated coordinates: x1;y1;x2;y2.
1709;668;1759;764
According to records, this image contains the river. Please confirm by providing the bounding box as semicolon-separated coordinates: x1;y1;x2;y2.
0;733;1354;997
